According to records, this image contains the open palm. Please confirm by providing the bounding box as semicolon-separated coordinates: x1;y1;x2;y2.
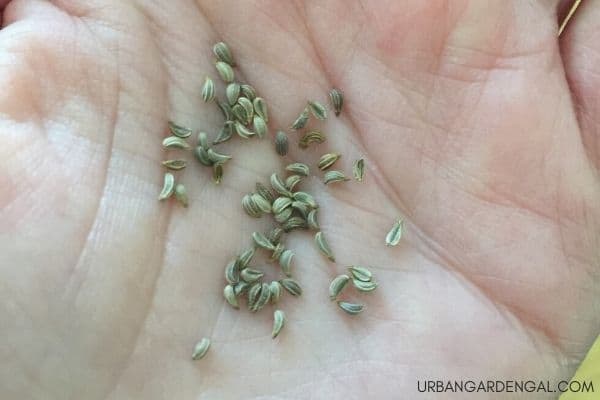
2;1;600;399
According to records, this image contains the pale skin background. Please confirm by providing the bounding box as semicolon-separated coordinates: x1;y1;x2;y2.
1;0;600;399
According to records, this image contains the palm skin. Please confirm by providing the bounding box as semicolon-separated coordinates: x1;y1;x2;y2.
1;0;600;399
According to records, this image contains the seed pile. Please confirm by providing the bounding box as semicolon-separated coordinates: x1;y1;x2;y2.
156;42;405;360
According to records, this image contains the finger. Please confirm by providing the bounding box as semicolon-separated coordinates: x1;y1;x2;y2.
559;0;600;168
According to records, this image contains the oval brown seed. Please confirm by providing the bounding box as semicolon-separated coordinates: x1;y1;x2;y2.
272;310;286;339
202;77;215;102
168;121;193;138
158;173;175;200
275;130;288;156
191;337;211;360
329;274;350;300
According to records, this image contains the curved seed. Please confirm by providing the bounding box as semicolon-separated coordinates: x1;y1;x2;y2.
274;207;293;224
174;184;189;207
251;282;271;312
307;100;327;120
240;268;264;283
337;301;364;315
202;77;215;102
247;282;262;310
279;249;294;276
275;130;288;156
269;281;282;304
242;194;262;218
194;146;212;166
271;242;285;261
234;121;255;139
162;136;190;149
318;153;341;170
158;173;175;200
225;258;240;284
329;274;350;300
213;164;223;184
241;84;256;100
213;122;234;145
299;130;326;149
232;104;248;125
315;231;335;262
162;159;187;170
329;88;343;116
280;278;302;296
215;61;234;83
291;107;309;130
251;193;272;213
218;100;233;120
282;217;307;232
253;97;268;122
291;201;309;218
385;219;404;246
226;82;241;106
272;310;286;339
272;196;292;214
191;338;211;360
213;41;235;66
207;148;232;164
267;227;284;245
256;182;275;203
234;281;250;296
253;115;268;139
353;158;365;182
293;191;317;208
168;121;192;138
252;231;275;250
270;173;292;197
237;97;254;123
224;284;239;309
323;170;349;185
285;162;310;177
285;175;302;191
238;247;255;268
348;266;372;282
352;279;378;292
197;132;209;149
307;209;320;230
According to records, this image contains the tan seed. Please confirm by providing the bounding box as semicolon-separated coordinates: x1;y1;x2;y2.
234;121;255;139
197;132;209;149
270;173;292;197
241;84;256;100
225;258;240;284
299;130;326;149
251;282;271;312
256;182;275;203
194;146;212;166
352;278;378;292
282;217;307;232
329;88;343;116
247;282;262;310
353;158;365;182
267;227;284;245
213;122;234;145
285;175;303;191
323;170;350;185
269;281;282;303
234;281;250;296
271;242;285;261
274;207;293;224
272;196;292;214
240;267;264;283
242;194;262;218
292;191;317;208
307;209;319;230
251;193;272;214
318;153;341;170
237;97;254;123
217;100;233;120
213;164;223;184
238;247;255;268
162;136;190;149
207;148;232;165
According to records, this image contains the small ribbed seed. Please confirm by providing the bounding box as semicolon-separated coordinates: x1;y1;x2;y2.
191;338;211;360
168;121;192;138
272;310;285;339
275;131;289;156
329;274;350;300
158;173;175;200
202;77;215;102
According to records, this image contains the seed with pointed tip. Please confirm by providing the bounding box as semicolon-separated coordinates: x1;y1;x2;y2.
213;41;235;66
162;136;190;149
224;284;239;309
272;197;292;214
241;268;264;283
247;282;262;310
162;159;187;171
225;258;240;284
329;274;350;300
256;182;275;203
238;247;255;268
237;97;254;123
158;173;175;200
168;121;192;138
269;281;282;303
234;121;255;138
337;301;364;315
232;104;248;125
280;278;302;296
307;209;320;230
272;310;286;338
315;231;335;261
274;208;293;224
285;175;302;191
242;194;262;218
285;163;310;177
275;131;289;156
292;191;317;208
385;219;404;246
270;173;292;197
279;249;294;276
207;148;232;165
213;123;234;145
318;153;341;170
234;281;250;296
267;227;284;245
197;132;209;149
348;266;372;282
291;107;309;130
202;77;215;102
352;279;378;292
174;184;189;207
282;217;307;232
251;193;272;213
299;130;326;149
329;88;344;116
251;282;271;312
353;158;365;182
271;242;285;261
307;100;327;120
215;61;234;83
194;146;212;166
213;164;223;184
241;84;256;100
323;170;350;185
226;82;241;106
191;338;211;360
218;100;233;120
252;231;275;250
253;97;268;122
253;115;268;138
